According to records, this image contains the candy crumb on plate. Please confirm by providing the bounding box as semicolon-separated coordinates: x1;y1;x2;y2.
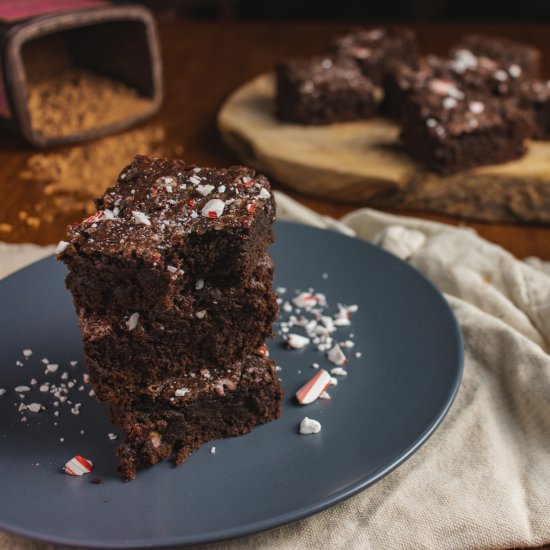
299;417;321;435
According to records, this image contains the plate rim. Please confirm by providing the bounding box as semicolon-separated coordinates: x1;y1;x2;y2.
0;221;464;549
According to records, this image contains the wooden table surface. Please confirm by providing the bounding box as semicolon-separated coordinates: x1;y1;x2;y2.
1;20;549;262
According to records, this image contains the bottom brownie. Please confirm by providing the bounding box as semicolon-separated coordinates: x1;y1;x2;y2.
110;354;283;480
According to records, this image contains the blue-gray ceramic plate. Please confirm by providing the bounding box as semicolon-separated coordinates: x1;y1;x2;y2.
0;221;463;548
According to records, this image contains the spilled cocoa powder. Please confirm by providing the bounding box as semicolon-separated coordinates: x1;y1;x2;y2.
23;35;153;138
19;125;168;221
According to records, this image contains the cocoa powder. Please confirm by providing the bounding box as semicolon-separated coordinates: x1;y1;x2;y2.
19;125;167;218
23;36;153;138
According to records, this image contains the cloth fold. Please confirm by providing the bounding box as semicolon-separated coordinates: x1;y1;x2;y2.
1;192;549;550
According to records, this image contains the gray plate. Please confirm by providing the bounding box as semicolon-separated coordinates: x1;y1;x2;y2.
0;221;463;548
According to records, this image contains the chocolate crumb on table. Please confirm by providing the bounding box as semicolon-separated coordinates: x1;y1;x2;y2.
275;55;380;125
326;27;419;85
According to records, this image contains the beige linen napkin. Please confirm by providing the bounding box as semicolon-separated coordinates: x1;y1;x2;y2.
1;192;549;550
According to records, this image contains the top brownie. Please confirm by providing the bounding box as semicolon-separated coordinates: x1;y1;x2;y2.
450;34;542;81
327;26;419;84
58;156;275;312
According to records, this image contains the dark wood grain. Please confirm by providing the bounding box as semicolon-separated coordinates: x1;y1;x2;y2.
0;21;549;262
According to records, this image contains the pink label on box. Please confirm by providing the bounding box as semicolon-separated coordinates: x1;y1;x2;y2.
0;57;10;118
0;0;106;23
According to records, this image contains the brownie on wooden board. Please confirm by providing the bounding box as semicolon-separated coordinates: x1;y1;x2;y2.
79;256;277;396
451;34;542;81
520;80;550;140
110;354;283;480
58;155;275;313
275;55;380;125
327;26;419;85
384;52;529;121
400;81;534;173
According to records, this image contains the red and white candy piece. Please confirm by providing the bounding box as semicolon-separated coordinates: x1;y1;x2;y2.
64;455;93;476
55;240;69;254
296;369;332;405
429;79;464;99
83;211;105;224
201;199;225;219
327;344;347;366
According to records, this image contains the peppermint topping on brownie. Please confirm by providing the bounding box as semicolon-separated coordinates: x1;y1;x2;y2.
201;199;225;218
55;240;70;254
63;156;275;266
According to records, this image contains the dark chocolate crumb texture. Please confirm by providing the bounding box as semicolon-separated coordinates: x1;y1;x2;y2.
58;155;276;311
111;354;283;480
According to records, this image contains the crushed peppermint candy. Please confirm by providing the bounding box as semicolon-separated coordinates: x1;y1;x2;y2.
196;184;214;196
210;447;216;454
196;310;207;319
14;385;30;393
469;101;485;114
126;312;140;331
330;367;348;376
0;389;6;396
55;241;70;254
167;265;178;273
23;349;32;358
195;279;205;290
296;369;332;405
149;431;162;448
107;433;118;441
46;364;59;373
27;403;42;413
319;391;331;400
508;64;522;78
189;175;202;185
327;344;347;365
64;456;93;476
299;417;321;435
259;187;271;199
132;211;151;226
175;387;189;397
201;199;225;219
286;333;310;349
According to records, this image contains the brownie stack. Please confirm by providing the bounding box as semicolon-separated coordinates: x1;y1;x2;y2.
58;155;282;480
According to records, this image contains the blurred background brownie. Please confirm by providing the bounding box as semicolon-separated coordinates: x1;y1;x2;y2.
326;27;419;84
400;85;534;173
275;55;380;124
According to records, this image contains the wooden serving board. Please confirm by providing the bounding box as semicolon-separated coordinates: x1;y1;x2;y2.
218;73;550;224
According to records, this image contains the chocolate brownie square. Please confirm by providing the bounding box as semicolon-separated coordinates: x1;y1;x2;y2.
451;34;542;81
275;55;380;125
384;49;531;121
111;354;283;480
58;156;275;313
80;256;278;397
400;80;533;173
327;26;419;85
520;80;550;140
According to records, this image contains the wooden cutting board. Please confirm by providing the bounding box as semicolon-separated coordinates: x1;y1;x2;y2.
218;73;550;224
